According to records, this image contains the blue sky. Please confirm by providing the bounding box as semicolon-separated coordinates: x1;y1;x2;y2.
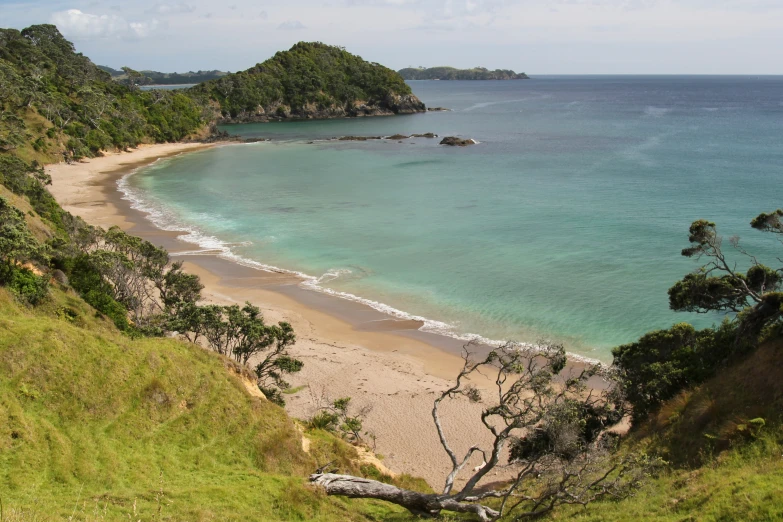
1;0;782;74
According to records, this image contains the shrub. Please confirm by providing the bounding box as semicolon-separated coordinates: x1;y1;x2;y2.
0;263;49;305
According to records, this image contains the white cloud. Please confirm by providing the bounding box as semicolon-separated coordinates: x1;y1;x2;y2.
146;3;196;15
278;20;307;30
50;9;161;40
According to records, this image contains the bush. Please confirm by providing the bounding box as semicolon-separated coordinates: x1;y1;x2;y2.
0;263;49;305
61;254;131;331
612;320;744;424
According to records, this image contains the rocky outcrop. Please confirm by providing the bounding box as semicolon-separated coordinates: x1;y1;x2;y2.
338;136;383;141
328;133;439;142
427;107;450;112
440;136;477;147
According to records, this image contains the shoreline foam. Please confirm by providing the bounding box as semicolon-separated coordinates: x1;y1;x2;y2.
117;152;602;365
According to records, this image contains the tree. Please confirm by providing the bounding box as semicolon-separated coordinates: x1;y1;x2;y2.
669;215;782;340
120;67;150;90
614;210;783;424
0;195;46;264
310;342;658;521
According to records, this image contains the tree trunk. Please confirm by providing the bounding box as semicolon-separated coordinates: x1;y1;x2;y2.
308;473;500;521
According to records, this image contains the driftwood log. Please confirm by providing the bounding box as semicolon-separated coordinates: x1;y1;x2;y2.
309;473;500;521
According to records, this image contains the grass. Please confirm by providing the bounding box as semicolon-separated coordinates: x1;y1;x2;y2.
548;339;783;521
284;385;309;395
0;286;415;521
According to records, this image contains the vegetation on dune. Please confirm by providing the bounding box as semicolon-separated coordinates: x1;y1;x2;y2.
398;66;529;81
193;41;423;121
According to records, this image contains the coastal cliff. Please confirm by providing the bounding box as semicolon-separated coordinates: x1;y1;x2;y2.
193;42;426;123
399;66;529;80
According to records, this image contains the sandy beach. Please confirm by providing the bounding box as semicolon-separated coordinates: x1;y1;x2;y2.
46;143;510;488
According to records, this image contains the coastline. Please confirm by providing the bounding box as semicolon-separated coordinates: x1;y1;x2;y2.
46;143;509;488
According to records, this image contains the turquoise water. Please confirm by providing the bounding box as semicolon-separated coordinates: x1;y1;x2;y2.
123;77;783;361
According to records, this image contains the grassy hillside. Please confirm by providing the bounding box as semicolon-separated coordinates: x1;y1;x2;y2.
548;340;783;521
193;42;425;122
0;285;417;521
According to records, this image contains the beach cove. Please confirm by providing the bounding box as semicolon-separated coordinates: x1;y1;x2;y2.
46;143;512;488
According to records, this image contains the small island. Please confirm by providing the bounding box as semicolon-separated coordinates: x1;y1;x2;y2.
398;66;529;80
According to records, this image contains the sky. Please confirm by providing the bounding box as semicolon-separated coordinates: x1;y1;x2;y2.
1;0;782;74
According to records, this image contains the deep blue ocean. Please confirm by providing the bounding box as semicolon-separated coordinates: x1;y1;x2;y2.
122;76;783;361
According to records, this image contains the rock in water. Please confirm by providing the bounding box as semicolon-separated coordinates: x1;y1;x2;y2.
439;136;476;146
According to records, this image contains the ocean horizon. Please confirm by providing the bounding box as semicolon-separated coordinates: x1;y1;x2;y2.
120;76;783;361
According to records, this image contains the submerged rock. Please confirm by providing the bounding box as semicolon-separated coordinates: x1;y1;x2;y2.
439;136;476;147
411;132;438;138
387;134;410;140
427;107;450;112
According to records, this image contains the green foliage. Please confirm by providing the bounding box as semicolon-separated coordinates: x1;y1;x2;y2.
307;397;368;444
612;322;740;424
194;41;415;120
0;195;47;263
557;340;783;521
62;253;132;331
0;263;49;305
509;398;623;462
398;66;529;80
0;25;208;163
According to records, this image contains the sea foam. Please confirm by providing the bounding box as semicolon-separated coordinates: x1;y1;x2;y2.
116;161;603;365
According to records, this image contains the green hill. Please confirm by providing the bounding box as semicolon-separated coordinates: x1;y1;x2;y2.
0;284;420;520
192;42;426;122
398;66;529;80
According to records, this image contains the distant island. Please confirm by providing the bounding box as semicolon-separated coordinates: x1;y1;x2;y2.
98;66;229;86
398;66;529;80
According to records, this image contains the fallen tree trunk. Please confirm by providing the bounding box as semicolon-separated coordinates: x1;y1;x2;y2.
309;473;500;521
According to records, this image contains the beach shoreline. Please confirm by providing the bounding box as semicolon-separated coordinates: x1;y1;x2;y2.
46;142;515;487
